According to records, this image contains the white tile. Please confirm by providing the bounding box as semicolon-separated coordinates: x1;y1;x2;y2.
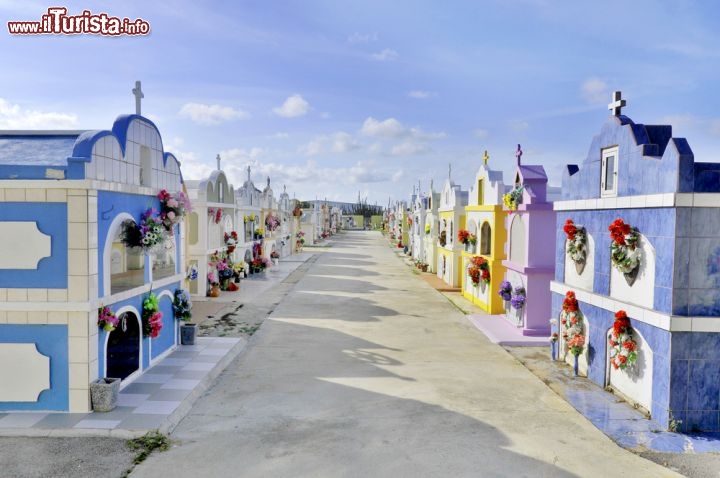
67;195;88;223
134;373;173;384
161;379;201;390
691;317;720;332
694;194;720;207
616;197;631;208
181;362;215;372
132;400;181;415
46;189;67;202
676;193;692;207
116;393;151;407
630;196;646;208
74;419;121;429
669;316;692;332
0;413;48;427
645;194;663;208
159;358;191;366
68;337;89;363
25;189;46;202
68;249;89;276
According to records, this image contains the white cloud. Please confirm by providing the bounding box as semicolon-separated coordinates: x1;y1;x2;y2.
268;132;289;140
391;141;429;156
473;129;489;139
581;78;609;104
408;90;433;99
371;49;399;61
273;94;310;118
361;117;406;138
331;132;360;153
299;132;360;156
392;170;404;182
178;102;249;125
220;147;265;162
348;32;378;44
0;98;78;129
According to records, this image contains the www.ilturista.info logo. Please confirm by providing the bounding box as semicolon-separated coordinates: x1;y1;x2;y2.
7;7;150;36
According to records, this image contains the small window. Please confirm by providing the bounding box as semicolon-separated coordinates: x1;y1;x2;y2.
139;146;152;187
477;179;484;205
601;147;618;197
111;221;145;294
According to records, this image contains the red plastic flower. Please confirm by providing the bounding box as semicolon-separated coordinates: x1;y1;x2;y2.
623;340;636;352
563;219;577;240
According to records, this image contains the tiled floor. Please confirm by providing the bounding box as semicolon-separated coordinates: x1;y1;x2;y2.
0;337;245;438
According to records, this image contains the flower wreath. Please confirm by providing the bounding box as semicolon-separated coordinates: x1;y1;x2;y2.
172;288;193;321
608;219;641;274
467;256;490;286
208;207;223;225
560;291;585;356
609;310;637;370
503;185;524;211
98;305;119;332
563;219;587;265
142;292;163;338
157;189;191;232
457;229;470;244
498;280;512;301
121;208;167;251
510;286;526;310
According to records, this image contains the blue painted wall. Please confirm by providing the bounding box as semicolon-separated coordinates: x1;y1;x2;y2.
0;203;67;288
0;325;68;411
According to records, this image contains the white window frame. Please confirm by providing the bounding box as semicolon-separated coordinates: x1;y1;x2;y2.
601;146;619;197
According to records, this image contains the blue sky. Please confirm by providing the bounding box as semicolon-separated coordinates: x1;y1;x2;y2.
2;0;720;205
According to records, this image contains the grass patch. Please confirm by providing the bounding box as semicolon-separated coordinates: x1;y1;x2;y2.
127;431;171;465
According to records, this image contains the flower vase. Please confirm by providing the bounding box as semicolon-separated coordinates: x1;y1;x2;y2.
574;260;586;275
227;245;235;253
624;265;639;286
550;341;557;361
573;354;579;376
180;323;197;345
208;285;220;297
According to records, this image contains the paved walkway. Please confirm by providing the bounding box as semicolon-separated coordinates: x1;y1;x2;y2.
131;231;682;477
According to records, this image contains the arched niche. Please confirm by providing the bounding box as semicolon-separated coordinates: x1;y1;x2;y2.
104;213;145;296
606;325;653;413
151;232;176;281
103;306;143;381
609;234;655;309
564;233;595;291
508;214;526;265
480;221;492;256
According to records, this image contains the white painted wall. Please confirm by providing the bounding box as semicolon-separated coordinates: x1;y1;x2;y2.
610;234;655;309
607;327;653;412
564;234;595;292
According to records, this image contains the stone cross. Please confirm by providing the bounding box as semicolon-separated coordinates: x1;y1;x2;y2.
132;81;144;115
483;150;489;165
608;91;626;116
216;154;221;171
515;144;523;166
418;180;421;196
267;176;270;187
246;165;251;182
448;163;452;180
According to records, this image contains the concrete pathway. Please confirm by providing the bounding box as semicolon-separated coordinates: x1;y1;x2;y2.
132;231;680;477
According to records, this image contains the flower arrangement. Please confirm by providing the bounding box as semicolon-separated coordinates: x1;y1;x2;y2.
560;291;585;356
439;230;447;247
121;208;167;251
186;264;198;281
503;185;524;211
233;261;246;275
296;230;306;244
224;231;238;252
254;227;265;238
425;223;431;235
265;214;280;232
208;207;223;224
207;271;219;286
98;305;119;332
270;250;280;259
293;206;303;217
142;292;163;338
457;229;470;245
251;257;270;271
407;217;413;226
244;214;256;223
609;310;638;370
563;219;587;265
498;280;512;301
608;219;641;274
172;288;192;321
467;256;490;286
468;233;477;246
157;189;191;231
510;286;526;310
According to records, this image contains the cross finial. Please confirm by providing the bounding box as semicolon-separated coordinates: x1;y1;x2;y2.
216;154;221;171
515;144;522;166
267;176;270;187
482;150;489;165
132;80;144;115
448;163;452;180
608;91;626;116
246;165;251;182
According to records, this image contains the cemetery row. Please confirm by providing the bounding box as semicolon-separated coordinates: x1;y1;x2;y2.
386;92;720;433
0;83;342;414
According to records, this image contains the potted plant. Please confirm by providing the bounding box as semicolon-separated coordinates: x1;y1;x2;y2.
207;271;220;297
270;250;280;266
173;288;196;345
